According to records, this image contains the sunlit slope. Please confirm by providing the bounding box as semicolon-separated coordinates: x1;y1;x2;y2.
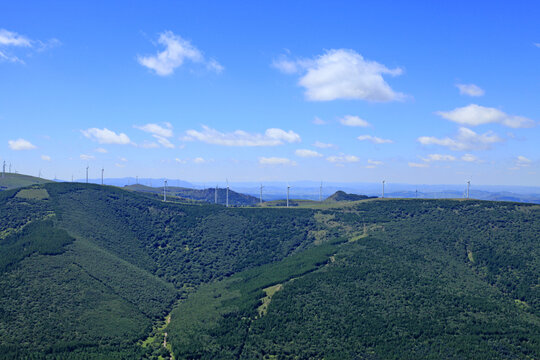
167;199;540;360
0;183;325;359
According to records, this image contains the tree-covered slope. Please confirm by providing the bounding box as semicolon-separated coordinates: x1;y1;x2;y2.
0;172;51;190
166;199;540;360
0;183;324;359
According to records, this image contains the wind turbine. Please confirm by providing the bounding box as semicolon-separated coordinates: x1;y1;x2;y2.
319;181;323;202
260;183;264;204
101;167;104;185
287;183;291;208
467;180;470;200
226;179;229;207
86;166;89;184
215;184;218;204
163;179;168;202
382;180;385;199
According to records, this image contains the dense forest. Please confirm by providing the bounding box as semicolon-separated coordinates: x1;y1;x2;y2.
0;183;538;359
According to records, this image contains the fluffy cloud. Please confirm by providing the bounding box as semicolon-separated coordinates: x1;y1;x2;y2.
422;154;456;162
193;157;207;164
357;135;393;144
154;136;175;149
8;138;36;150
312;117;326;125
295;149;322;158
41;155;51;161
408;162;429;168
326;154;360;163
340;115;370;127
274;49;404;102
461;154;478;162
534;43;540;48
436;104;534;128
313;141;334;148
80;154;95;160
258;157;297;166
134;123;173;137
95;147;108;153
516;155;531;167
184;125;300;146
82;128;131;145
0;29;31;47
138;31;222;76
418;127;502;151
456;84;485;97
366;159;383;168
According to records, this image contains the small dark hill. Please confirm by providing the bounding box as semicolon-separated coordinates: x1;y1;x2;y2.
325;190;376;202
124;184;259;206
0;173;51;191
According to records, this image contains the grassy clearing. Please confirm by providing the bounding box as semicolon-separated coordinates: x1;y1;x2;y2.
257;283;283;316
16;188;49;200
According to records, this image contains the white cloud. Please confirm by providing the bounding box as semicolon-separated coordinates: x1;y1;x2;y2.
41;155;51;161
436;104;534;128
138;31;222;76
312;117;326;125
0;29;31;47
115;163;125;168
119;157;128;162
326;154;360;163
134;123;173;137
82;128;131;145
274;49;404;102
80;154;95;160
184;125;301;146
153;135;175;149
418;127;502;151
408;162;429;168
516;155;531;167
295;149;322;158
313;141;334;148
175;158;187;164
534;43;540;48
456;84;485;97
422;154;456;162
95;147;108;153
258;157;297;166
140;141;160;149
357;135;393;144
340;115;370;127
461;154;478;162
0;29;60;64
367;159;383;166
193;157;207;164
8;138;36;150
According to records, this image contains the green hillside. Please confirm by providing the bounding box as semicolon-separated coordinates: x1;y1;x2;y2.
0;172;51;190
325;190;376;202
0;183;538;359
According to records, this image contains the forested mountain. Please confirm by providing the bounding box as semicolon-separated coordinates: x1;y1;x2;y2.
124;184;259;206
0;183;538;359
325;190;376;202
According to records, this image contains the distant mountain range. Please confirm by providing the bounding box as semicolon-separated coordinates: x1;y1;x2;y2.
3;173;540;204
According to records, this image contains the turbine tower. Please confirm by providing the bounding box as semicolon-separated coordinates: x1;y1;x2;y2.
467;180;470;200
86;166;89;184
260;183;263;204
101;167;104;185
163;179;168;202
287;183;291;208
382;180;385;199
319;181;323;202
226;179;229;208
215;184;218;204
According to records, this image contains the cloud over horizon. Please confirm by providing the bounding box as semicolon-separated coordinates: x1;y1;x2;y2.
184;125;301;146
456;84;484;97
82;128;131;145
8;138;36;150
418;127;502;151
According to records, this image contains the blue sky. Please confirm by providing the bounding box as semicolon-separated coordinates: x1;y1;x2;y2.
1;1;539;185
